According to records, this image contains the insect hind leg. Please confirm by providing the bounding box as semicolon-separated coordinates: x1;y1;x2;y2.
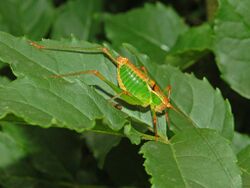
50;70;106;80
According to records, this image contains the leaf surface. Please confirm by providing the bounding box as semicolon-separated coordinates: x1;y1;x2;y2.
232;132;250;154
0;32;234;142
0;32;131;131
51;0;103;40
140;128;242;188
0;0;54;39
0;129;26;168
105;3;188;63
237;145;250;187
0;32;164;140
84;132;121;168
0;123;82;187
214;0;250;99
166;24;213;69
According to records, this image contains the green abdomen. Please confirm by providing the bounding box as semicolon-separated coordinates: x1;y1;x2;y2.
118;65;151;105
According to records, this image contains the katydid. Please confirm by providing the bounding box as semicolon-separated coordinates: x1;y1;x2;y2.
30;41;177;140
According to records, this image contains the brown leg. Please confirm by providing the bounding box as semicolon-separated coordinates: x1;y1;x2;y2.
152;110;159;141
107;90;129;110
29;41;45;49
108;90;128;101
164;85;171;100
101;48;118;64
140;66;148;75
29;40;120;66
49;70;106;81
109;102;122;110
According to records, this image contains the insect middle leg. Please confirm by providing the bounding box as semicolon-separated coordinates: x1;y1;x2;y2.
163;85;172;129
50;69;142;106
151;109;159;141
107;90;129;109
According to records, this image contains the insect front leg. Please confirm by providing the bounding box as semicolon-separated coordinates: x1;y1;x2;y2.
164;85;172;100
107;90;131;110
50;69;143;106
108;90;129;101
140;66;148;75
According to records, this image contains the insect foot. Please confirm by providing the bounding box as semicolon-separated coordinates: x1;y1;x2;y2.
29;41;45;49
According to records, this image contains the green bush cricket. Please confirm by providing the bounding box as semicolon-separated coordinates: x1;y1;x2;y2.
30;41;178;140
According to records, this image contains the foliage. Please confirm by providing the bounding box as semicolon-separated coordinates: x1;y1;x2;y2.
0;0;249;187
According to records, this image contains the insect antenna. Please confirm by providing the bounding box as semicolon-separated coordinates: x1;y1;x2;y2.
168;104;197;128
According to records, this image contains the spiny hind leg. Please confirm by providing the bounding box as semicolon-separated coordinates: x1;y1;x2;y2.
29;41;118;65
50;70;106;80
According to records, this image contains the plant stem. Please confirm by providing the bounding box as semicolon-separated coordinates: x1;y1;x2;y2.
140;132;169;144
2;120;170;144
86;128;169;144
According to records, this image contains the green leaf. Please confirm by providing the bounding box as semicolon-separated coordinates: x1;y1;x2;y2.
237;145;250;187
123;124;143;145
0;123;82;180
0;0;54;40
0;77;128;132
213;0;250;99
51;0;103;40
84;122;146;169
140;128;242;188
84;132;121;168
0;129;26;168
0;32;130;132
0;32;234;143
91;122;143;145
0;123;105;187
232;132;250;154
164;68;234;140
166;23;213;69
122;44;234;140
0;33;169;143
105;3;188;63
0;76;10;86
0;32;158;142
0;14;9;33
0;61;7;69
